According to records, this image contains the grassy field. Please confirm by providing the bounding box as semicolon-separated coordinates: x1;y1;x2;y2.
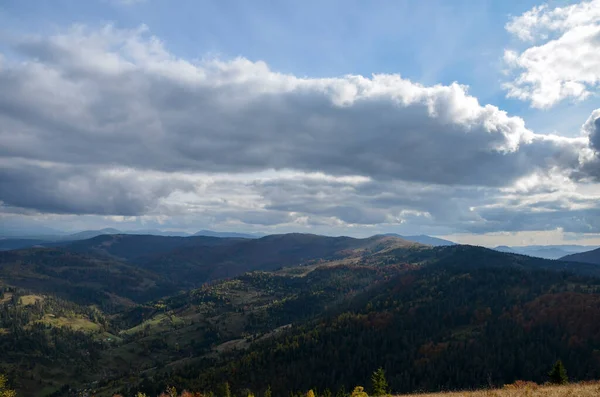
397;382;600;397
18;294;43;305
38;314;100;332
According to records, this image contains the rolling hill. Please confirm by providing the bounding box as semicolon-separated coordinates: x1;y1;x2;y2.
3;235;600;396
64;233;421;286
0;248;176;309
560;247;600;265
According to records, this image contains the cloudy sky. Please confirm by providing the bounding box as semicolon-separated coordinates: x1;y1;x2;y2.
1;0;600;246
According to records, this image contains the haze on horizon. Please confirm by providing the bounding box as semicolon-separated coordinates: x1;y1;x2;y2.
1;0;600;247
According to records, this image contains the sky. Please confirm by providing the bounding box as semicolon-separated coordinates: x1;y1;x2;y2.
1;0;600;246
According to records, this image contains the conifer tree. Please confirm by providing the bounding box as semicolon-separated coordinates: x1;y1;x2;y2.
548;360;568;385
223;382;232;397
371;368;388;396
0;375;16;397
336;385;347;397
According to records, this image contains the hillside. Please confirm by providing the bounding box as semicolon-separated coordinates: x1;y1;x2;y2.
561;247;600;265
148;247;600;397
387;234;455;246
138;233;420;284
2;236;600;396
63;234;243;262
0;248;176;309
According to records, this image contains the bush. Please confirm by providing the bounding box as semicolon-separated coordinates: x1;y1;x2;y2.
350;386;368;397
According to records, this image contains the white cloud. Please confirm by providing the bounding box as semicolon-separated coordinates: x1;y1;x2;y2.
504;0;600;108
1;24;600;238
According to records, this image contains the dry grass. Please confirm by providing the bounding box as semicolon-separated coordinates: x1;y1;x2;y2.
18;294;43;306
395;382;600;397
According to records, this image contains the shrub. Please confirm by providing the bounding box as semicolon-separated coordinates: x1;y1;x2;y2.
350;386;368;397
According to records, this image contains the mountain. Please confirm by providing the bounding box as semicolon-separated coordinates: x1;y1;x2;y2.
35;233;421;287
0;238;49;251
561;246;600;264
131;233;421;285
0;248;175;308
66;228;122;240
4;235;600;396
63;234;244;262
0;222;66;238
494;245;518;253
493;245;600;260
124;229;191;237
193;229;262;238
386;233;455;246
158;246;600;396
107;244;600;397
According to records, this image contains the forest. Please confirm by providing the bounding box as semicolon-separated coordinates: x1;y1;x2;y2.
1;234;600;397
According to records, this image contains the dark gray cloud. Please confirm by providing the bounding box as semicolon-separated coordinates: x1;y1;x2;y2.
0;25;599;236
0;162;194;215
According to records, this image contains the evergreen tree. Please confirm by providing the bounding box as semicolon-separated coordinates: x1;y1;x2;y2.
0;375;16;397
371;368;388;396
548;360;568;385
264;385;272;397
306;390;316;397
336;385;347;397
223;382;231;397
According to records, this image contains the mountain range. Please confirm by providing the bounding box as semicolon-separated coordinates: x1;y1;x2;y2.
5;227;600;261
493;244;600;260
3;232;600;396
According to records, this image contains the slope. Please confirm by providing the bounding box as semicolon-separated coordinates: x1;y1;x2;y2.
561;247;600;265
137;233;421;285
386;234;456;246
0;248;176;309
128;245;600;397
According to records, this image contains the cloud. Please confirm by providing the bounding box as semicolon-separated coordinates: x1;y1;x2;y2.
504;0;600;108
0;160;195;215
0;24;599;236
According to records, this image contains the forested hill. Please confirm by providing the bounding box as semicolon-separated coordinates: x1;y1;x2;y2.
560;247;600;265
134;246;600;396
2;235;600;396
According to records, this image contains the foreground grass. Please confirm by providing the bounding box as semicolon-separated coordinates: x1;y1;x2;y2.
397;382;600;397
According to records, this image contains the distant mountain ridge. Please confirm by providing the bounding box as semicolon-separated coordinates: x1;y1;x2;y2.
0;228;262;250
193;229;263;238
493;244;599;260
51;233;422;286
385;233;456;246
